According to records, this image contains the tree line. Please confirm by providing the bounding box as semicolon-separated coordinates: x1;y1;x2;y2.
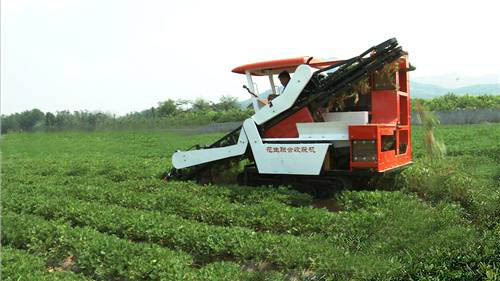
2;93;499;134
412;93;500;112
1;95;252;134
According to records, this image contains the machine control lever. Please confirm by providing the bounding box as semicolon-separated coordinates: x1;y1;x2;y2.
243;85;273;107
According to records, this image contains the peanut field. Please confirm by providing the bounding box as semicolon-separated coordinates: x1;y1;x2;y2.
2;124;500;281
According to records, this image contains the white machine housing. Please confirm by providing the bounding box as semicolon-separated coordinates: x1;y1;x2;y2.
171;65;369;175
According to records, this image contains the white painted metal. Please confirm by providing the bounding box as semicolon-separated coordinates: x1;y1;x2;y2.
245;71;259;112
261;137;330;142
243;119;329;175
258;112;368;142
261;138;349;148
172;131;248;169
172;90;368;173
253;82;260;96
268;75;276;95
251;65;314;125
322;111;369;124
296;122;351;140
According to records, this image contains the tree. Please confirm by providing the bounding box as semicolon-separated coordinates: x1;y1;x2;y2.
191;98;212;112
157;99;178;117
45;112;56;129
17;109;45;131
213;95;239;112
1;115;20;134
54;110;74;129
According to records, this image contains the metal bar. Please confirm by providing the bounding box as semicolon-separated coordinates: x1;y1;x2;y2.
269;75;276;95
262;39;404;131
245;71;259;112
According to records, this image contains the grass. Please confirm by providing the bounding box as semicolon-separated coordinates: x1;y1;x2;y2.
1;123;500;280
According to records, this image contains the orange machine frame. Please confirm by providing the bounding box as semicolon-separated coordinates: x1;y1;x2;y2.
349;55;412;172
232;56;343;76
233;54;412;173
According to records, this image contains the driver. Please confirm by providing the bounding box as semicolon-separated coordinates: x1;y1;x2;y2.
266;70;291;102
278;70;291;89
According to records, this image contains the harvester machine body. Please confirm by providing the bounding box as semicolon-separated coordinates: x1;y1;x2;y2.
169;38;413;188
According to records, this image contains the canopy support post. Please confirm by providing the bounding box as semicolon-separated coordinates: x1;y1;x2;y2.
268;74;276;95
246;70;260;112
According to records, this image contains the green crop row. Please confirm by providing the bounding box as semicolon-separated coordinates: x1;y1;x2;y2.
3;125;500;280
335;192;500;281
10;184;495;280
2;212;193;280
6;190;500;281
4;188;403;280
163;181;313;206
1;247;91;281
9;183;411;253
3;164;312;207
13;182;336;236
86;178;312;207
3;155;312;207
2;212;284;281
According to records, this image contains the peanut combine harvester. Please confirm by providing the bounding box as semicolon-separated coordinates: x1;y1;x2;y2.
168;38;414;191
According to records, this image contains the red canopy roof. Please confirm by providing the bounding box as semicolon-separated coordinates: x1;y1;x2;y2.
232;56;342;76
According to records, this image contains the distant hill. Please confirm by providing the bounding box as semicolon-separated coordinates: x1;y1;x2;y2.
410;82;448;98
412;73;499;88
453;84;500;95
239;82;500;106
408;73;499;98
411;82;500;98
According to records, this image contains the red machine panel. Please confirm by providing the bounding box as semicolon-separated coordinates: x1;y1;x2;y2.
349;124;412;172
347;55;412;172
263;107;314;138
371;90;399;124
348;56;413;172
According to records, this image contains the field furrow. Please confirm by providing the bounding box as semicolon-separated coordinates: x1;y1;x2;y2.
2;124;499;280
2;212;286;281
3;158;313;206
11;182;336;236
4;188;404;278
1;247;92;281
2;212;193;280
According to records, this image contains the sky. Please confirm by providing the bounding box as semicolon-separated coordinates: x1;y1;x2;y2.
1;0;499;115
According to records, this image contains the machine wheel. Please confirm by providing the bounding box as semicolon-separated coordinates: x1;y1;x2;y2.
236;172;246;186
312;177;352;198
237;166;356;198
333;177;352;190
